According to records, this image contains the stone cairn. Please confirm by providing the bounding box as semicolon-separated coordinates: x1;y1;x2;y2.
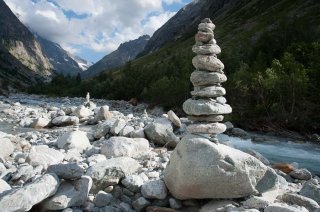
183;18;232;143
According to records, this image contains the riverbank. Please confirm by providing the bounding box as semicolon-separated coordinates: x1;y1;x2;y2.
0;93;319;211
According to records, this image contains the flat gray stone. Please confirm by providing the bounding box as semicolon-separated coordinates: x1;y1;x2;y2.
132;197;150;212
94;191;113;207
47;163;85;180
192;44;221;55
183;99;232;116
280;193;319;212
289;169;312;180
195;31;214;43
144;119;179;147
191;86;226;98
192;55;224;72
141;180;168;200
188;115;224;122
42;176;92;210
265;203;308;212
198;22;215;32
187;123;227;134
190;70;227;86
300;179;320;204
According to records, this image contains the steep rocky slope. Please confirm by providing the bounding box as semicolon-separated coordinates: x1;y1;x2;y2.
0;0;52;76
82;35;150;78
36;35;85;76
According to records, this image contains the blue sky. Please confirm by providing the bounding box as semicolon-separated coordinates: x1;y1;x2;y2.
4;0;192;63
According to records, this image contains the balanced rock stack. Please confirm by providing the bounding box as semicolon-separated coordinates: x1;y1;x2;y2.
183;18;232;142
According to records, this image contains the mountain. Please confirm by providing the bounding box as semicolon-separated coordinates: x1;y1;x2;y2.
0;44;44;93
36;35;85;76
140;0;231;55
0;0;52;77
82;35;150;78
71;55;91;71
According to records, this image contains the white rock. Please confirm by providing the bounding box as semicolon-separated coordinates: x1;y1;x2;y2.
120;125;135;137
0;173;60;211
31;117;50;128
101;137;149;158
242;196;271;209
87;154;106;165
73;105;94;118
95;106;112;121
183;98;232;116
27;145;64;168
56;131;91;153
164;134;279;199
187;123;227;134
110;119;126;135
0;138;14;158
167;110;182;128
52;116;79;126
0;179;11;195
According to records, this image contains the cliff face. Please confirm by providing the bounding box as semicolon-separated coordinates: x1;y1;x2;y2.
36;35;85;76
0;0;52;76
82;35;150;78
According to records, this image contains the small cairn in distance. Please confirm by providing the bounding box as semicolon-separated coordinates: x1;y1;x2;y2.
183;18;232;143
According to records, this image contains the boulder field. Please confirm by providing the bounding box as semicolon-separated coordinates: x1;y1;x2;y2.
0;93;318;212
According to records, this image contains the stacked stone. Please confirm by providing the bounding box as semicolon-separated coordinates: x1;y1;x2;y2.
183;18;232;143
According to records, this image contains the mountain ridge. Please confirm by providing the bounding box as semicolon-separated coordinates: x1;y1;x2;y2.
82;35;150;78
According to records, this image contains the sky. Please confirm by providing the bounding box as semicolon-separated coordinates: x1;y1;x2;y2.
4;0;192;63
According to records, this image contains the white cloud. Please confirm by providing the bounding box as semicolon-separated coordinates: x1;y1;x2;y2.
35;10;60;22
3;0;186;59
163;0;182;5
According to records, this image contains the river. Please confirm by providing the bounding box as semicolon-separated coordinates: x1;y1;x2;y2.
223;135;320;176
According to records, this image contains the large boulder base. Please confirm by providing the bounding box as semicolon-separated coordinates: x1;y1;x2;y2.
164;134;278;200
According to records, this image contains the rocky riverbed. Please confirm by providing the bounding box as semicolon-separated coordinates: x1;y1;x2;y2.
0;93;320;212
